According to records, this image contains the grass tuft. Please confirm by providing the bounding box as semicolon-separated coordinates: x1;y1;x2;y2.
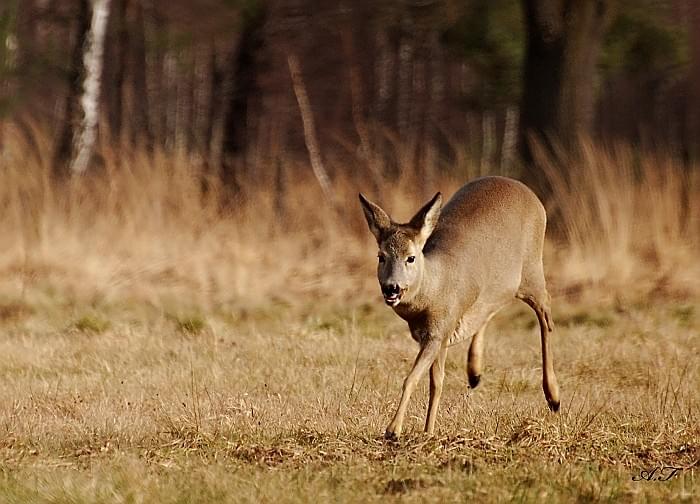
70;314;111;334
173;314;207;335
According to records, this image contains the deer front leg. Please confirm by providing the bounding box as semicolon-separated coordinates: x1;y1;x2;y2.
425;341;448;435
385;337;442;440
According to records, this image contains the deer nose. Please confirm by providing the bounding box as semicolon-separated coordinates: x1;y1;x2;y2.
382;283;400;296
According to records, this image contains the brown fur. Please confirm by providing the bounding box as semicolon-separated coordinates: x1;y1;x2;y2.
359;176;560;440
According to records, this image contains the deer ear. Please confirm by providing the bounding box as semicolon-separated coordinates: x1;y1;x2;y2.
409;192;442;247
359;193;391;243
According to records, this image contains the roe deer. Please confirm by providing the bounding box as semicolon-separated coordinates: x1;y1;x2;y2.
359;176;560;440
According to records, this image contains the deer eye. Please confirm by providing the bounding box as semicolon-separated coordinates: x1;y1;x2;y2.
407;256;415;264
378;254;385;264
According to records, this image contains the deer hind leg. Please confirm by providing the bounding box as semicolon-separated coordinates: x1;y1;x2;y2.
517;284;560;412
466;311;498;389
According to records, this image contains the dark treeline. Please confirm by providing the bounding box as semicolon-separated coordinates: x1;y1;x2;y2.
0;0;698;195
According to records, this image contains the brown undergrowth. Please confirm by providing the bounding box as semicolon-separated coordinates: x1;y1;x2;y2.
0;130;698;311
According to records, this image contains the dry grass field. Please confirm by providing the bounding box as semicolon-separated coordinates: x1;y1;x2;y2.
0;135;698;502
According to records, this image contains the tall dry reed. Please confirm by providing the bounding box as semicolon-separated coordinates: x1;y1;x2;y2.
1;126;697;311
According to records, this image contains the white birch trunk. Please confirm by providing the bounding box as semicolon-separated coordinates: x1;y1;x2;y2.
69;0;111;175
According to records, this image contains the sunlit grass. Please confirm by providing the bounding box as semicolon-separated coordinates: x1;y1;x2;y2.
0;300;697;502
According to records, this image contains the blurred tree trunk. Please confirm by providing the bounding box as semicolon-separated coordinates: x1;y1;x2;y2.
690;0;700;161
192;47;209;155
501;106;519;173
163;50;176;149
396;14;414;142
69;0;111;175
15;0;36;75
220;5;266;192
341;22;381;187
203;44;223;164
519;0;614;197
425;29;444;185
126;0;152;150
174;48;194;153
106;0;126;145
373;29;393;127
52;0;90;175
288;53;334;205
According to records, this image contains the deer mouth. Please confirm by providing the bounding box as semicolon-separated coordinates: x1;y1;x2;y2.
383;292;403;307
